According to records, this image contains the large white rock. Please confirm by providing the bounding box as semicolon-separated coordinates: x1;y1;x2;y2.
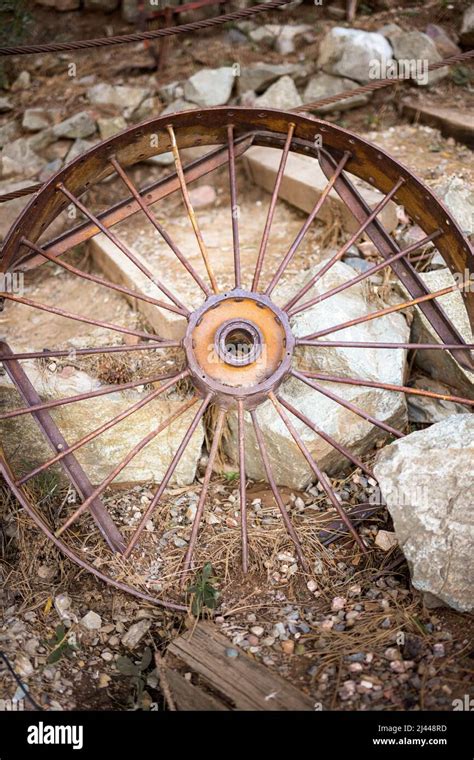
183;67;235;107
390;31;448;86
374;415;474;612
318;27;394;84
410;268;474;397
254;75;303;110
303;73;371;113
0;363;204;487
237;62;301;95
226;259;409;489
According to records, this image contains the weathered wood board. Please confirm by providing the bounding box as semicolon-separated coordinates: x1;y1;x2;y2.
167;621;315;711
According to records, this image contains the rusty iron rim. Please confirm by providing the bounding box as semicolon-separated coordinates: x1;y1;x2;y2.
0;107;473;605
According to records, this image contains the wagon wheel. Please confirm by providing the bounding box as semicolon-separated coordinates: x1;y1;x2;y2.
1;107;473;607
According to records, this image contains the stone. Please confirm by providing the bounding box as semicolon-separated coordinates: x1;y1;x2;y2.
390;32;447;86
65;138;97;163
53;111;96;140
374;530;398;552
11;70;31;91
0;180;33;242
0;121;19;148
236;62;301;95
188;184;216;209
434;176;474;237
87;83;150;114
425;24;460;58
0;138;45;180
225;258;408;489
54;593;73;620
0;362;204;486
407;376;470;424
303;73;371;114
158;81;184;104
15;654;34;678
160;98;197;117
460;4;474;46
374;416;474;612
84;0;119;9
39;158;63;182
254;76;302;110
80;610;102;630
22;108;60;132
132;96;160;123
378;23;403;40
332;596;346;611
401;101;474;149
183;67;235;107
409;269;474;397
244;147;398;236
248;24;311;54
0;97;13;113
318;27;394;84
121;619;151;649
97;115;127;140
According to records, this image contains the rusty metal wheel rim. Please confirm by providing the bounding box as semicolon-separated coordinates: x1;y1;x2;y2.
1;107;473;606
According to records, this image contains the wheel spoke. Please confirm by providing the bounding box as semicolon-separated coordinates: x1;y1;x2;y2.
283;177;405;311
277;395;374;478
297;339;474;352
298;371;474;407
252;122;295;291
0;343;176;362
227;125;241;289
55;396;199;540
57;183;190;316
124;392;212;558
237;399;248;573
16;370;189;486
110;157;211;297
316;149;474;372
20;137;255;272
269;392;366;552
0;371;178;420
250;408;308;570
182;406;226;582
21;238;187;318
0;292;175;344
1;342;126;552
265;151;351;297
288;230;442;317
167;124;219;293
300;278;472;341
292;369;404;439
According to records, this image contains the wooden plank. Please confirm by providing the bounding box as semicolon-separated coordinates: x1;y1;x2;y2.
402;101;474;149
168;621;314;711
243;146;398;235
163;667;229;711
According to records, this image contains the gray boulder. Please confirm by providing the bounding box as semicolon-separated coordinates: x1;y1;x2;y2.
184;67;235;107
303;72;371;113
254;75;302;110
374;416;474;612
318;27;394;84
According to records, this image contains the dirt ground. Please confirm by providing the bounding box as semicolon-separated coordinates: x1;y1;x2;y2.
0;0;473;713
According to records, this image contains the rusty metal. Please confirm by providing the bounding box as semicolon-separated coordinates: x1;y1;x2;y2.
1;107;474;606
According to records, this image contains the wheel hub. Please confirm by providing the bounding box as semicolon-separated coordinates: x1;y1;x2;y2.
183;289;295;408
